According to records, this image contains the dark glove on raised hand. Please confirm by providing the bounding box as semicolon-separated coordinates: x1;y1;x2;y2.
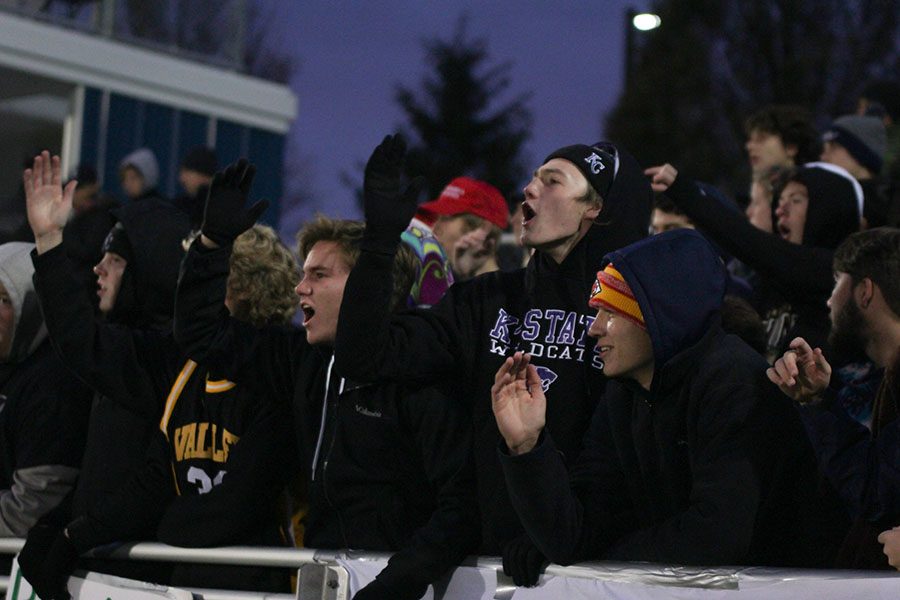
361;133;426;255
502;534;547;587
201;159;268;247
18;523;79;600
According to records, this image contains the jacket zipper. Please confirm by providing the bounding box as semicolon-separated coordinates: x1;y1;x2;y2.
310;355;337;480
319;368;350;547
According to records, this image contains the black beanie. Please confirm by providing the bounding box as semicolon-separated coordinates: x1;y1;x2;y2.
100;222;134;263
181;146;219;176
543;142;618;200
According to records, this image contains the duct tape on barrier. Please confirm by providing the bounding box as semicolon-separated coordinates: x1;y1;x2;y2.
8;557;193;600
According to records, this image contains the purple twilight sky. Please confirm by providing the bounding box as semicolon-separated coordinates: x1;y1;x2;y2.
267;1;648;239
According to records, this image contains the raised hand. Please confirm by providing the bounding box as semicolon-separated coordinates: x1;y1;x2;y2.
491;352;546;455
361;134;426;254
878;526;900;570
644;164;678;193
23;151;76;254
766;337;831;403
452;224;494;280
200;159;267;247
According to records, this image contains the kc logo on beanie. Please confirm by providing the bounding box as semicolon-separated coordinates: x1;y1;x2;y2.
543;143;619;200
584;152;607;174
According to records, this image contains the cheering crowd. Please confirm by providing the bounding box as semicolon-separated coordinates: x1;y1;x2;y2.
0;79;899;599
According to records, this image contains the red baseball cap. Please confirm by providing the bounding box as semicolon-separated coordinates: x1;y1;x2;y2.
418;177;508;229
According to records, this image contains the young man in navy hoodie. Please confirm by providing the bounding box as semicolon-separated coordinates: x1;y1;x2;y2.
492;229;847;569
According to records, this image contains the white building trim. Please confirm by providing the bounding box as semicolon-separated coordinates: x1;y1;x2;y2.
0;13;297;133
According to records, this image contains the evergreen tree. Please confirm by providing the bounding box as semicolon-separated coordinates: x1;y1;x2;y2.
606;0;900;197
396;18;532;201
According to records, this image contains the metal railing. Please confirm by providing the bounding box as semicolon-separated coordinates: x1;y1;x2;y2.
0;538;749;600
2;538;899;600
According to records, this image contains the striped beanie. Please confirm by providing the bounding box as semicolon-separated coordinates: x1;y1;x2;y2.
588;264;645;329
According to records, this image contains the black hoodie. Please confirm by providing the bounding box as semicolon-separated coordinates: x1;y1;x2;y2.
43;198;190;517
500;229;848;567
33;228;293;591
665;165;860;361
334;144;652;552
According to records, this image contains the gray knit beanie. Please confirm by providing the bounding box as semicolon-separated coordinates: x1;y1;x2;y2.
119;147;160;190
822;115;887;174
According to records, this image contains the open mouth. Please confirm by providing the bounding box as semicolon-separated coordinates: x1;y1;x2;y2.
301;304;315;325
777;223;791;240
522;202;536;225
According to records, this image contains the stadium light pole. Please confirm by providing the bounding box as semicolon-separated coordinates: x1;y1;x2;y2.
624;7;662;88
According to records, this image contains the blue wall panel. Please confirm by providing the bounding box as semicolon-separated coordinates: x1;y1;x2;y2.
92;92;285;227
248;128;284;227
79;87;103;175
104;93;139;201
215;120;247;167
142;102;176;197
177;110;209;157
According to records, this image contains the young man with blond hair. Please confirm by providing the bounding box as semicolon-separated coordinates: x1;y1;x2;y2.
173;162;479;600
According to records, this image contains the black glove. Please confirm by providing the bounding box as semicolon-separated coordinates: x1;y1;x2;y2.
352;579;391;600
200;159;268;246
361;133;426;255
502;534;547;587
18;523;79;600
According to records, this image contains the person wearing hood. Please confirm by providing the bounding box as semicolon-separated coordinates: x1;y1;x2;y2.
18;153;299;595
17;153;189;586
646;162;862;364
119;147;167;204
64;168;190;519
311;134;651;583
493;229;848;568
0;242;91;540
61;165;119;312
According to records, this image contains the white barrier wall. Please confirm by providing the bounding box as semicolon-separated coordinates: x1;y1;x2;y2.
340;557;900;600
2;541;899;600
